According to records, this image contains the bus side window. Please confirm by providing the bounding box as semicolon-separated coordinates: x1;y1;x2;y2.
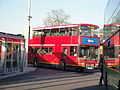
79;48;84;57
41;47;53;55
70;27;78;36
32;47;53;55
51;29;59;36
49;47;52;55
114;45;119;70
37;47;41;54
41;47;46;55
60;28;69;36
62;48;67;56
108;45;115;58
70;46;77;56
33;47;39;54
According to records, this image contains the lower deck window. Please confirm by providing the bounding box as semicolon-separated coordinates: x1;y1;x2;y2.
33;47;53;55
62;48;67;56
70;46;77;56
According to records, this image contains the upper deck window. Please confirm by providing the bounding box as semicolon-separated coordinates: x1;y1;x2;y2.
80;25;99;37
33;31;44;37
43;29;51;36
33;27;78;37
70;27;78;36
60;28;69;36
33;24;99;37
104;24;120;37
51;29;59;36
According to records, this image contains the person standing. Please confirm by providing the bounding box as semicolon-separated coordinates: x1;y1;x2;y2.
98;54;104;86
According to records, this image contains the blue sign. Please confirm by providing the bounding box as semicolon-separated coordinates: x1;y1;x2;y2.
82;37;99;45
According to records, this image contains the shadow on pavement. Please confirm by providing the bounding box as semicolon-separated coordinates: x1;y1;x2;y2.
72;85;108;90
0;67;103;90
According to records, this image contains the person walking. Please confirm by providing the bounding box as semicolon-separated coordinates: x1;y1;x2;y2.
98;54;104;86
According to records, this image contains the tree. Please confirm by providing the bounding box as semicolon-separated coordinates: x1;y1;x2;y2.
43;9;71;26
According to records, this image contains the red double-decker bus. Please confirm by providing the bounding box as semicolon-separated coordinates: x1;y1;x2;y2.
28;24;100;71
102;23;120;68
102;30;120;89
102;0;120;89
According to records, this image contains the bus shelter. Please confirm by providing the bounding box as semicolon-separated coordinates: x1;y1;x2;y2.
0;32;26;75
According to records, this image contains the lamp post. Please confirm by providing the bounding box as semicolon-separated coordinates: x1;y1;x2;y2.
28;0;32;39
25;0;32;68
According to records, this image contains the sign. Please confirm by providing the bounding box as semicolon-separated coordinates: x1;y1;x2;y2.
90;26;94;30
81;37;99;45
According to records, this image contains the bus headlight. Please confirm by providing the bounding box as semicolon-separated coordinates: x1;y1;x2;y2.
107;63;111;65
81;63;85;65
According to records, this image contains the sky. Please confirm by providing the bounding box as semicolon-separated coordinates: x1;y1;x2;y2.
0;0;108;34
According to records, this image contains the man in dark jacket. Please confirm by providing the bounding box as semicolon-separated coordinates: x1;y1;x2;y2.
99;55;104;86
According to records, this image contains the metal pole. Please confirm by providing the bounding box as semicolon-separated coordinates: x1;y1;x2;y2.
25;0;32;68
28;0;32;39
78;26;81;60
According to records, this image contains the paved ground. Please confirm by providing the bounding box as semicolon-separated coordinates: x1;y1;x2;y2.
0;66;36;80
0;67;107;90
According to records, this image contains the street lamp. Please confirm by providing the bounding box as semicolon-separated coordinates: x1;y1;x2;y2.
28;0;32;39
25;0;32;68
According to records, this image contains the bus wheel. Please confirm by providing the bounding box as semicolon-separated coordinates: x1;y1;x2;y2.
34;57;39;67
59;60;65;71
79;68;84;72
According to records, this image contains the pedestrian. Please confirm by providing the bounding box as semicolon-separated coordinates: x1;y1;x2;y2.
98;54;104;86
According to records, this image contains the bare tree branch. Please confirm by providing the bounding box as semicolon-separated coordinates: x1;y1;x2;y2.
43;9;71;26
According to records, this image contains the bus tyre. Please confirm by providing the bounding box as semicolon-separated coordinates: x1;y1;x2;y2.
80;68;84;72
59;60;65;71
34;57;39;67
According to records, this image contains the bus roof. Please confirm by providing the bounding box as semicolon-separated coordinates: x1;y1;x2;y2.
104;23;120;26
33;24;99;31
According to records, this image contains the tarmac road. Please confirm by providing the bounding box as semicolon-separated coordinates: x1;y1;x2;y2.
0;67;107;90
